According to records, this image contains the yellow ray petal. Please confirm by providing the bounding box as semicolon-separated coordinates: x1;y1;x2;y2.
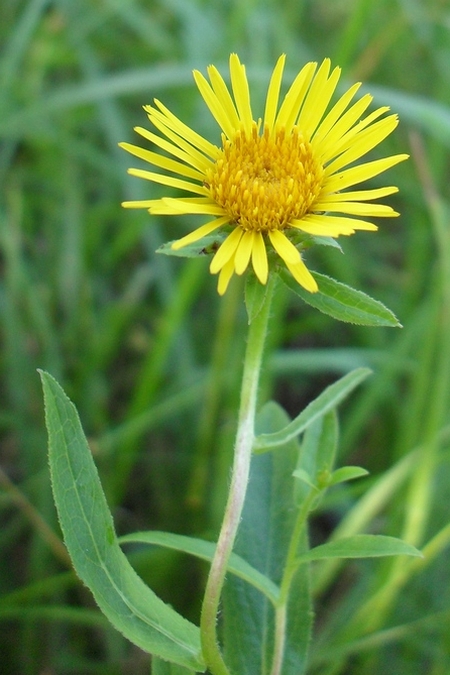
312;82;362;144
193;70;236;139
276;61;317;131
119;142;204;181
147;112;220;167
157;197;225;215
317;186;399;202
171;216;229;249
217;257;236;295
313;201;399;217
324;154;409;193
268;229;301;265
149;198;217;215
148;100;218;158
234;230;255;275
313;94;374;160
297;60;341;140
127;168;208;196
263;54;286;133
251;232;268;284
121;199;160;209
305;214;379;231
292;214;378;236
229;54;253;133
324;115;399;176
210;227;243;273
134;125;212;173
319;104;390;164
338;106;392;145
291;221;354;236
284;258;318;293
207;64;240;129
148;198;209;215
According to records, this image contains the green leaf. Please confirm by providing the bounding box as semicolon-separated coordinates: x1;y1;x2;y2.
280;269;401;327
293;411;339;509
223;402;312;675
292;469;318;490
314;407;340;474
254;367;371;452
151;656;197;675
156;235;224;258
311;236;343;252
329;466;369;486
119;531;279;605
39;370;204;672
297;534;423;563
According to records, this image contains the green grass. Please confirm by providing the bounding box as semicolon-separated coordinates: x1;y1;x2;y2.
1;0;450;673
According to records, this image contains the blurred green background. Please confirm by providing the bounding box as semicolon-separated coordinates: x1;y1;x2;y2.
1;0;450;673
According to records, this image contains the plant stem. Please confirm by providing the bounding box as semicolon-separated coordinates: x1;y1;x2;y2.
270;605;288;675
270;487;319;675
200;277;275;675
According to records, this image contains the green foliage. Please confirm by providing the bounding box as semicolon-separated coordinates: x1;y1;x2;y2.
41;363;420;673
280;270;401;327
151;657;197;675
327;466;369;486
119;531;279;604
40;370;204;671
297;535;421;564
254;368;372;452
245;272;272;324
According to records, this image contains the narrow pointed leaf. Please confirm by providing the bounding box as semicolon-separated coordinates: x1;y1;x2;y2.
293;411;339;511
292;469;317;490
329;466;369;486
296;534;422;563
254;368;371;452
311;236;343;251
119;531;279;605
39;370;204;671
280;269;401;327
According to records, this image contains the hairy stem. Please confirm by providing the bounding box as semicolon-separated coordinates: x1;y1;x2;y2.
200;278;275;675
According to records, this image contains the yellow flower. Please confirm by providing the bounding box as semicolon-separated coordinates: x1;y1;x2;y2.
120;55;407;295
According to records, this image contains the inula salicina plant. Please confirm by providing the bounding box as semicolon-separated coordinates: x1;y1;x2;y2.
41;54;422;675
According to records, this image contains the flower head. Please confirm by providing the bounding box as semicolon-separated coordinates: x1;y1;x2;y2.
120;55;407;295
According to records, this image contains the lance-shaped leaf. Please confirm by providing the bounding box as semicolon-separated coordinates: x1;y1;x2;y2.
328;466;369;487
296;534;422;564
119;531;279;605
280;269;401;327
40;371;204;672
254;368;371;452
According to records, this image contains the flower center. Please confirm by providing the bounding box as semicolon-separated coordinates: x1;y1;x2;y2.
207;124;324;232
